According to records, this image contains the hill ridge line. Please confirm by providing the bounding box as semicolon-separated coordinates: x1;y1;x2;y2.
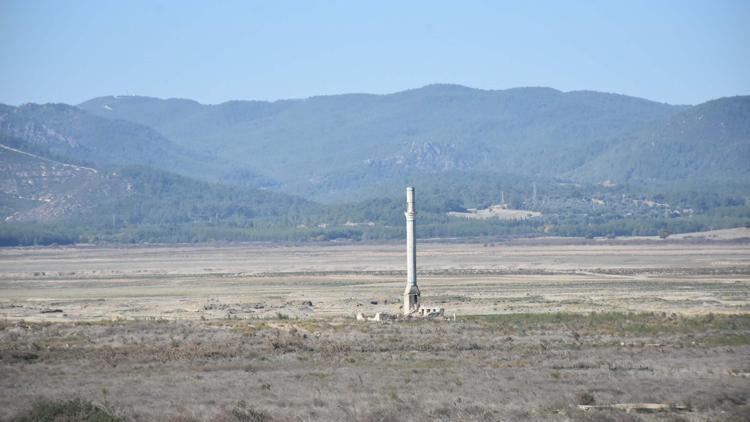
0;143;98;174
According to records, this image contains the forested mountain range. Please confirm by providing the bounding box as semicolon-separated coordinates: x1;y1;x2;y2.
1;85;748;244
0;103;273;187
0;134;311;217
569;96;750;183
77;85;748;200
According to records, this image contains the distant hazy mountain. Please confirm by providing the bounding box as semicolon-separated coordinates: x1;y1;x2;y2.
0;141;130;222
3;85;750;243
0;103;273;187
0;137;312;224
569;96;750;183
2;84;744;203
80;85;701;197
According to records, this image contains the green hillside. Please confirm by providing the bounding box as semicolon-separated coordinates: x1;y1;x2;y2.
0;139;317;244
569;96;750;183
2;86;748;245
3;138;748;246
79;85;688;197
0;103;273;187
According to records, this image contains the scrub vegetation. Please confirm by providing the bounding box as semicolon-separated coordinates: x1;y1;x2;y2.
2;314;749;421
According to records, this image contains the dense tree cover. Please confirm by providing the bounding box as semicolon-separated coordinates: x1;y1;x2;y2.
0;133;95;167
0;223;79;246
3;206;747;246
2;145;749;246
570;96;750;184
2;143;748;246
78;85;692;196
89;165;316;224
2;187;747;246
2;87;749;246
77;87;749;197
0;103;264;184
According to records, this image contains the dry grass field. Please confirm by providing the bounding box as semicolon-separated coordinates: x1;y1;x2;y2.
1;238;749;420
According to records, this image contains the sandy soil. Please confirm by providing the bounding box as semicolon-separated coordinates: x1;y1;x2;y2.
0;240;748;321
1;240;749;421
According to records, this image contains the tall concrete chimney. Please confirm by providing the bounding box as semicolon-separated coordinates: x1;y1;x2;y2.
403;187;420;314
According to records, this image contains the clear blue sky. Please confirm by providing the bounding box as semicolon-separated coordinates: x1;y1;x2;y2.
1;0;748;105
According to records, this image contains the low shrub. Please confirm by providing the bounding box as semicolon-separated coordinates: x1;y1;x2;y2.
13;398;123;422
232;400;269;422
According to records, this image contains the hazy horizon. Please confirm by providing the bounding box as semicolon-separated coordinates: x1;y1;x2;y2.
1;0;748;106
5;83;733;108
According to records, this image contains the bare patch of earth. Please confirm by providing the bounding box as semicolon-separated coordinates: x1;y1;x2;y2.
0;242;747;321
0;242;748;420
